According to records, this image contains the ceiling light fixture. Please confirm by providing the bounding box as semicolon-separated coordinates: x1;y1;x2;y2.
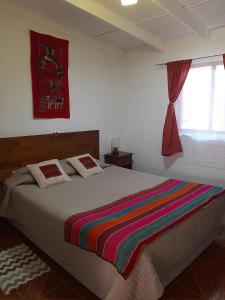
121;0;138;6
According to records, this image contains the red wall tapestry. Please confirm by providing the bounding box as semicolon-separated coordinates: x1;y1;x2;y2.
30;31;70;118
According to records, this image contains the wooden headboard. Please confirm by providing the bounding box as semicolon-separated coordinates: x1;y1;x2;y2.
0;130;99;183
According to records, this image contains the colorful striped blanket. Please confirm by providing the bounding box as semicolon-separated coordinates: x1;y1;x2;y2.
64;179;224;278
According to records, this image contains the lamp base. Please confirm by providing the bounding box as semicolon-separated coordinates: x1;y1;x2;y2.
112;147;119;155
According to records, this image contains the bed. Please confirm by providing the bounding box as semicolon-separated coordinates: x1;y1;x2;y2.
0;130;224;300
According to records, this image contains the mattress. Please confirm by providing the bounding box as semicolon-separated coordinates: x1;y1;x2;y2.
2;166;225;300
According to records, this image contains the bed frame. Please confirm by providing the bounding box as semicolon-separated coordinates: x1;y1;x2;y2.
0;130;99;183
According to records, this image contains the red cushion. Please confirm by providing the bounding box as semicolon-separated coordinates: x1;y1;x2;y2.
40;164;62;178
78;156;97;169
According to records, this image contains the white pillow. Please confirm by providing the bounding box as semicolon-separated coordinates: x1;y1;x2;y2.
27;159;71;188
67;153;104;178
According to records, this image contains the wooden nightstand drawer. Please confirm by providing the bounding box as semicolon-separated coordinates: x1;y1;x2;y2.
113;154;132;166
104;152;133;169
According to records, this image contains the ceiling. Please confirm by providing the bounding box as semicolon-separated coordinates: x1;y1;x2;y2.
13;0;225;51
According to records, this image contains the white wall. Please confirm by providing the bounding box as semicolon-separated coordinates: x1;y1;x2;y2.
0;0;125;156
123;29;225;186
2;0;225;185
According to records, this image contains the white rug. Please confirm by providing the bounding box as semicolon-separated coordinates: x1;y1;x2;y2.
0;243;50;295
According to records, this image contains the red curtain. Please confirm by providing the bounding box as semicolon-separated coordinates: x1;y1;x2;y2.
223;54;225;68
161;59;192;156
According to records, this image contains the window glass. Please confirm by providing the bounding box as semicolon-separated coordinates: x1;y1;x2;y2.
176;61;225;140
180;66;211;131
212;65;225;132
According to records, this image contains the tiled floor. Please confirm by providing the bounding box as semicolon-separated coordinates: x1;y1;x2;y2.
0;218;225;299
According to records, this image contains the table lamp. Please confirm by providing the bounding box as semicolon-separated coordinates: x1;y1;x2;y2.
111;138;120;155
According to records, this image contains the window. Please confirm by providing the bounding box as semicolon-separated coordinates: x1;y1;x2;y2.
176;60;225;141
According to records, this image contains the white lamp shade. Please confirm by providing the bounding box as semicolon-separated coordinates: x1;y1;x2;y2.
121;0;138;6
111;138;120;148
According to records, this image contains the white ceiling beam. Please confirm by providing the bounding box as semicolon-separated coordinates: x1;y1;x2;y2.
149;0;209;39
63;0;164;51
183;0;212;9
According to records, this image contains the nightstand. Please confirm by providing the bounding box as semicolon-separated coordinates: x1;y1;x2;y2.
104;151;133;169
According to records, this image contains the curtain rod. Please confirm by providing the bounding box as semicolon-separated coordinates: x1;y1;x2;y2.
155;53;224;67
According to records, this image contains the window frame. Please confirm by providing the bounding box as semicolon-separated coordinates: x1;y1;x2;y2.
176;59;225;138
